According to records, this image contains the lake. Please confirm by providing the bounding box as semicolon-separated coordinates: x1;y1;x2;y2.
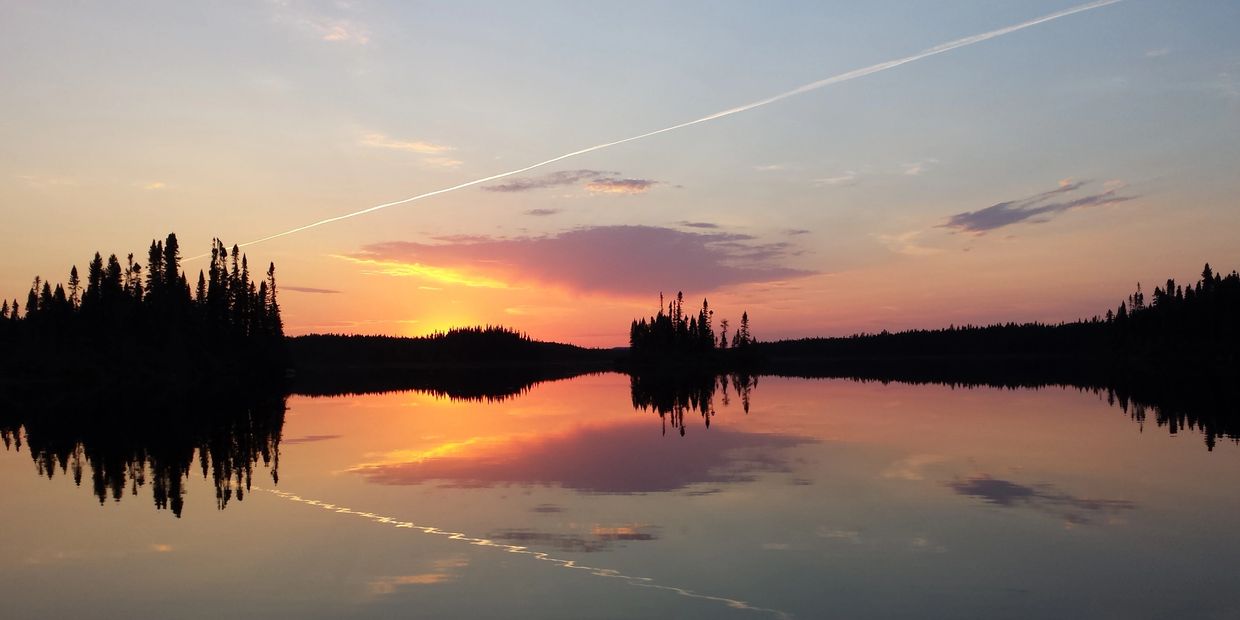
2;373;1238;619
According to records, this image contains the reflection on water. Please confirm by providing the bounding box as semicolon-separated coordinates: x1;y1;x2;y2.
3;370;1240;618
1;368;1236;519
262;488;793;620
630;372;757;435
349;419;810;493
0;393;284;517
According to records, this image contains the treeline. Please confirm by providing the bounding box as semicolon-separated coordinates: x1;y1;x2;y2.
761;264;1239;366
288;326;614;400
1106;263;1239;360
627;292;755;363
290;326;611;367
0;233;286;390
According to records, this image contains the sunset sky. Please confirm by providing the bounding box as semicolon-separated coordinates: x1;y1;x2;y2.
2;1;1238;346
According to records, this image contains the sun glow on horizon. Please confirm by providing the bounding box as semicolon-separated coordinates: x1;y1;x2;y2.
332;255;511;289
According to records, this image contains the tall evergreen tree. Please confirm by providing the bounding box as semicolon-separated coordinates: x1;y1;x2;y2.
67;266;81;309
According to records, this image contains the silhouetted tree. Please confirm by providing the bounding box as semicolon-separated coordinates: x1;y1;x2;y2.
1;233;287;387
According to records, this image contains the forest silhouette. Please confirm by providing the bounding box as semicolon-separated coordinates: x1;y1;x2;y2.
0;233;286;395
759;264;1239;365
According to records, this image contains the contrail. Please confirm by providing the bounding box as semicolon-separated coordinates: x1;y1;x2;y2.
206;0;1121;257
260;488;793;619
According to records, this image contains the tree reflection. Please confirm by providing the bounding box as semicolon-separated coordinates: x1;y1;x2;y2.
629;366;1238;450
0;392;284;517
629;372;757;436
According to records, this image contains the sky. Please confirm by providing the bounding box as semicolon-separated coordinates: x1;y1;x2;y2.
2;0;1238;346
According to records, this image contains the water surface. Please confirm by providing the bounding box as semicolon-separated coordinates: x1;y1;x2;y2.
3;374;1238;618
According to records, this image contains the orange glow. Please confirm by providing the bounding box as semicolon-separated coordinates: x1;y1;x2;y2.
332;255;509;289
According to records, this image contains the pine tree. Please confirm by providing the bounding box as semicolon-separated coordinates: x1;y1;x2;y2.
67;266;81;308
162;233;180;289
265;262;282;337
195;270;207;306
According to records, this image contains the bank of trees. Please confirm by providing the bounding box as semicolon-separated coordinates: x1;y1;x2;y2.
0;233;285;387
762;264;1239;366
628;292;754;363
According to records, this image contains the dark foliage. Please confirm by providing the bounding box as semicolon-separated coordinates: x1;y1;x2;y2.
290;326;604;366
759;264;1240;366
0;234;286;391
627;292;756;367
288;327;616;401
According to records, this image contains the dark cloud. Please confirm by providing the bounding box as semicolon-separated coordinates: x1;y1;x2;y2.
677;221;720;229
481;169;616;193
948;475;1136;525
783;229;811;236
940;180;1135;234
354;225;812;295
282;434;342;444
350;421;813;494
284;286;342;294
523;208;561;217
481;169;658;195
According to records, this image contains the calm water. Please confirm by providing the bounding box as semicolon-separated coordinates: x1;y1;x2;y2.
3;374;1239;619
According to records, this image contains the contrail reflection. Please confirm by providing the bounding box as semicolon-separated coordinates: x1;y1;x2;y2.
259;488;793;619
197;0;1121;257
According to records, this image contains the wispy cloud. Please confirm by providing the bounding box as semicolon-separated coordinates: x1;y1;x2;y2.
902;158;938;176
482;169;657;195
283;286;342;294
269;0;370;45
812;171;858;187
282;434;343;444
419;156;464;169
523;208;561;217
359;132;461;168
676;221;720;229
875;230;942;256
783;229;811;236
334;255;509;289
17;174;78;188
360;133;453;154
1144;47;1171;58
940;179;1135;234
482;169;613;193
585;178;657;194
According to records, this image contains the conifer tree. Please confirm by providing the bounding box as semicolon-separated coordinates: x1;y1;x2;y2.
67;266;81;309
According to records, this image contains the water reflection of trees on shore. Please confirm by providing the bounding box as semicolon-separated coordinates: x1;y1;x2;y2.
2;368;1235;519
629;369;1239;450
629;373;757;436
0;394;284;517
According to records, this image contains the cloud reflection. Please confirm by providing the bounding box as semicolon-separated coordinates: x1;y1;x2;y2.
262;489;791;619
948;474;1136;525
349;421;813;493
